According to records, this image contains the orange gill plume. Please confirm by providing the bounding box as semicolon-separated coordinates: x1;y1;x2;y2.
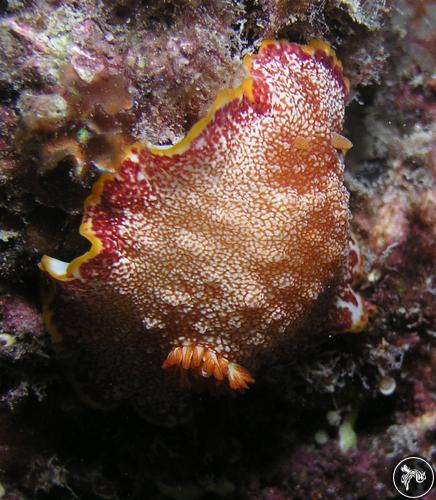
162;344;255;390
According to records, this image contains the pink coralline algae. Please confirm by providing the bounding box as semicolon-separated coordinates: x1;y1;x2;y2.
39;40;367;397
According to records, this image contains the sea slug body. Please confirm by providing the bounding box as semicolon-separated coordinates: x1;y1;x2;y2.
39;40;366;404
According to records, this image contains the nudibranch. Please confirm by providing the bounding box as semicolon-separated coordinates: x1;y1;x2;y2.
39;39;367;400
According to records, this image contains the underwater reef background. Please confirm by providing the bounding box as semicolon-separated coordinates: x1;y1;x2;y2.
0;0;435;499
